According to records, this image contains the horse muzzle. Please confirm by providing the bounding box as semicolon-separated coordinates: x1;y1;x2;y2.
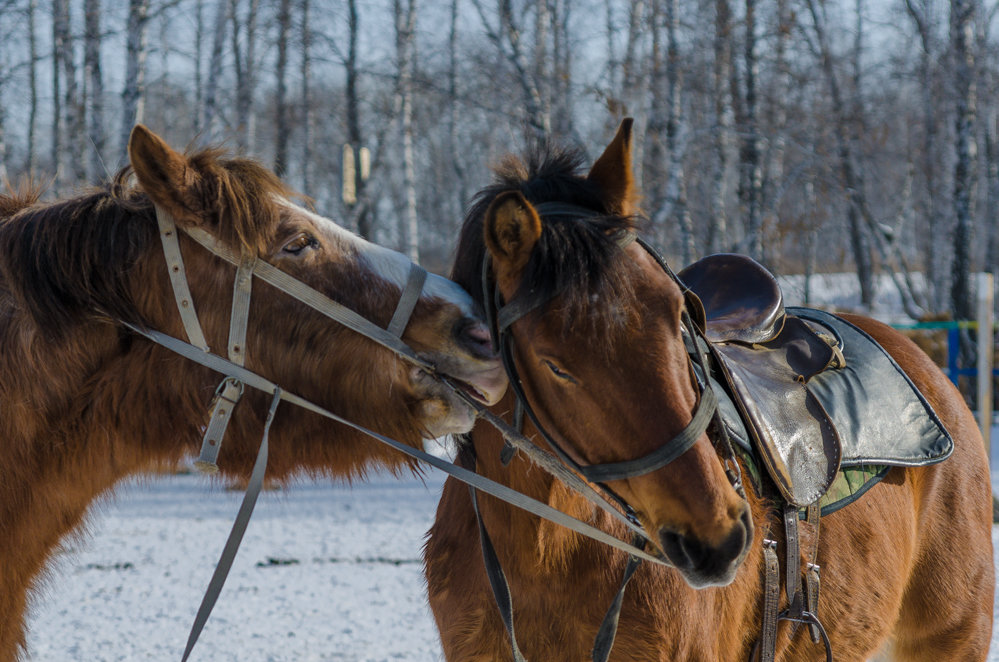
659;502;754;588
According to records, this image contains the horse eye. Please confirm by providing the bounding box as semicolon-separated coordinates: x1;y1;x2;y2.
282;233;319;255
543;359;576;383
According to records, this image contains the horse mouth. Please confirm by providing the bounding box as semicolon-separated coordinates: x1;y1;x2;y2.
446;376;492;405
431;360;507;407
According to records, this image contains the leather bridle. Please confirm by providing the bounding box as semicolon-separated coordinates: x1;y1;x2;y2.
482;203;742;506
136;202;742;662
137;204;682;661
475;202;747;662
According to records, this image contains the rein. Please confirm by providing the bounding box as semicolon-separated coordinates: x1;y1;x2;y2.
475;202;746;662
142;206;671;661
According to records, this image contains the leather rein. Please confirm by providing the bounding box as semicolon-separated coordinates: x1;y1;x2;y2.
474;202;747;662
138;205;690;661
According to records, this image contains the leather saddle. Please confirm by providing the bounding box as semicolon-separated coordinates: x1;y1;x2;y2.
678;254;953;508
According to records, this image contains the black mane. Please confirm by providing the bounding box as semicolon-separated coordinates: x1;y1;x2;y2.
451;141;642;337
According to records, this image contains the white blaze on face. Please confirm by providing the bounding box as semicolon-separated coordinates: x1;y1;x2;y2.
283;201;479;317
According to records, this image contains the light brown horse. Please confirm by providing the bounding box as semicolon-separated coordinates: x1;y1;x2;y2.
424;121;994;660
0;125;506;661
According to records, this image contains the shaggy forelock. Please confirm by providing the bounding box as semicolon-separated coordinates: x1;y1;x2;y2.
452;141;642;341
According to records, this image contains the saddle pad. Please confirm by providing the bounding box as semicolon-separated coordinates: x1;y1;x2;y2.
788;308;954;468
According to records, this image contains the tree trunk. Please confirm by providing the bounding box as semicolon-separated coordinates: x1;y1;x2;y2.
470;0;548;138
273;0;292;176
233;0;260;152
84;0;105;181
950;0;977;320
805;0;875;308
345;0;372;239
709;0;732;254
739;0;763;263
202;0;228;142
760;0;791;261
904;0;947;310
50;0;64;187
447;0;467;219
27;0;39;174
300;0;312;193
121;0;150;162
649;0;693;263
55;0;85;183
395;0;419;263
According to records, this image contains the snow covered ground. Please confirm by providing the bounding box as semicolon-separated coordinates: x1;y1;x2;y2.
21;430;999;661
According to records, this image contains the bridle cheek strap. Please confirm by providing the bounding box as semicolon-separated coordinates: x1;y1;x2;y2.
195;251;254;472
155;204;209;352
154;205;430;472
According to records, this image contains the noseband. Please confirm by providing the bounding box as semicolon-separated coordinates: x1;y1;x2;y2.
482;203;741;501
152;204;430;470
476;202;750;662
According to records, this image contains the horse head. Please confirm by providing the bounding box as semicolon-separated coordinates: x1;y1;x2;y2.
0;126;506;480
455;120;751;587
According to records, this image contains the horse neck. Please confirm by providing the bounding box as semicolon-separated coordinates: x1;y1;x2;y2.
470;393;625;575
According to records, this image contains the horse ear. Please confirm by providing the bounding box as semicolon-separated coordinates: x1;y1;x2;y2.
128;125;201;221
587;118;638;216
483;191;542;281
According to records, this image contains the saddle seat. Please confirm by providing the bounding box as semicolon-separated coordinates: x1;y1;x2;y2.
678;254;954;509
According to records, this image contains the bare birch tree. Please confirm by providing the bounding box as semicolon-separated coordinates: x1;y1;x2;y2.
709;0;733;254
739;0;763;262
120;0;150;162
950;0;977;320
299;0;312;193
394;0;419;263
27;0;39;173
201;0;228;142
804;0;875;308
232;0;260;152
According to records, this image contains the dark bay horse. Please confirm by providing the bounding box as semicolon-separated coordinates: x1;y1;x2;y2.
424;121;994;660
0;125;506;661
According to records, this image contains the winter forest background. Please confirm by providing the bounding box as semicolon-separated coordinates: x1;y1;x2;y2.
0;0;995;322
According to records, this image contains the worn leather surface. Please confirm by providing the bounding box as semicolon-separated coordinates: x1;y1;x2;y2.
682;254;954;508
679;254;786;344
711;316;841;506
790;308;954;467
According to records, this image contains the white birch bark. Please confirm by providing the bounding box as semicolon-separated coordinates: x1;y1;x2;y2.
201;0;228;142
394;0;419;263
120;0;150;162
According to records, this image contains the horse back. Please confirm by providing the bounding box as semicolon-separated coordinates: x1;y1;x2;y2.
827;313;994;661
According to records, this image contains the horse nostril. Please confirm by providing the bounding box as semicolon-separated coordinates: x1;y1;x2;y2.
456;320;496;358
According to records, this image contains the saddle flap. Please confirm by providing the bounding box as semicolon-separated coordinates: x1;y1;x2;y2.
679;254;786;345
712;316;842;506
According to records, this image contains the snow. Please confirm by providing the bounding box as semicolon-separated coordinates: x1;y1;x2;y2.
21;455;999;662
24;471;447;662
